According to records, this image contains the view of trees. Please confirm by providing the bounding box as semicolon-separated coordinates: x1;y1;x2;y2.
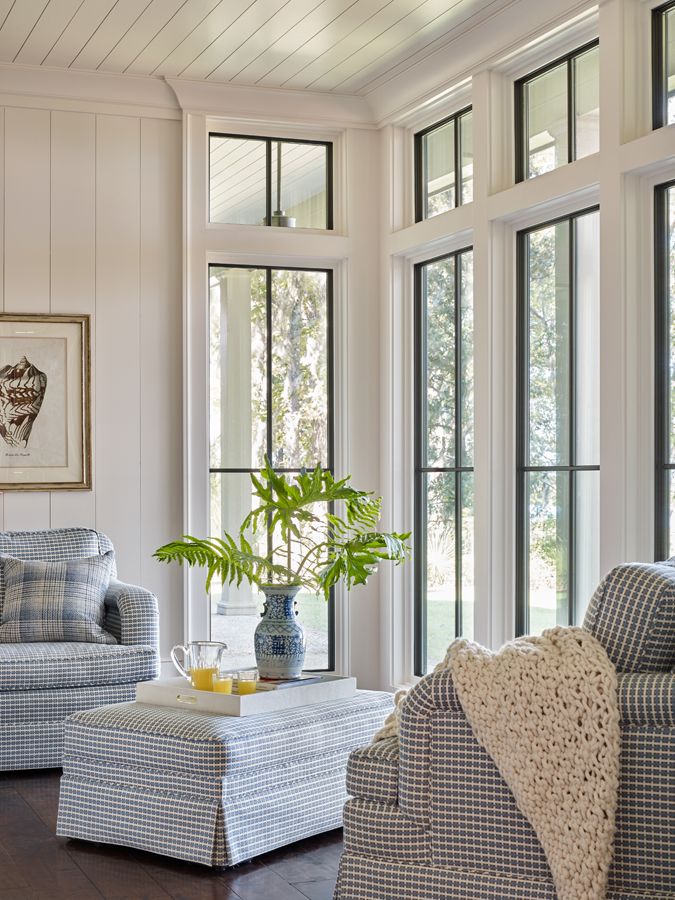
208;266;331;668
421;251;474;667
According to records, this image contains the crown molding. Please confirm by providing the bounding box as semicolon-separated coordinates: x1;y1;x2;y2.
165;77;375;129
367;0;598;126
0;62;181;118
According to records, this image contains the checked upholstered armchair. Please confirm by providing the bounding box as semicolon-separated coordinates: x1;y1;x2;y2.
0;528;159;770
335;562;675;900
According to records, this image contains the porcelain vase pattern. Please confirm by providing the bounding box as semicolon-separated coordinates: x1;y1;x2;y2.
254;584;306;678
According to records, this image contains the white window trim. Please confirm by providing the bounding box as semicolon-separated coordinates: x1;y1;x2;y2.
381;0;675;688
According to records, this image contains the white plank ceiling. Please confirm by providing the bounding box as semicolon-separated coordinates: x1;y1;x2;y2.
0;0;513;95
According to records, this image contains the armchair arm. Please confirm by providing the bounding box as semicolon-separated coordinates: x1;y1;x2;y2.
398;670;466;825
104;579;159;654
618;672;674;727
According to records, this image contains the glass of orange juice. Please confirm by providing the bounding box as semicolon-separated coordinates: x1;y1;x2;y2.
237;670;258;695
213;670;234;693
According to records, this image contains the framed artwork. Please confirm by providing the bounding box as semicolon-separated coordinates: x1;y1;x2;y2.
0;314;91;491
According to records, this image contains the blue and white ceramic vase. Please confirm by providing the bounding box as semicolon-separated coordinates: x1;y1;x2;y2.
254;584;306;679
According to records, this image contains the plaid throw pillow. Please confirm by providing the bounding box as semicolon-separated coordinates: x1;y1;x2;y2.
0;552;116;644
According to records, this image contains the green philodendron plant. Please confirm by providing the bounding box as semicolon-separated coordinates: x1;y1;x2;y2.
154;460;411;601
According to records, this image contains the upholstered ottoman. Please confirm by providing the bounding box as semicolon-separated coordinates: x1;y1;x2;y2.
56;692;393;867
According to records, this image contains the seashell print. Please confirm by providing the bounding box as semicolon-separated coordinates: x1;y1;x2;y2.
0;356;47;448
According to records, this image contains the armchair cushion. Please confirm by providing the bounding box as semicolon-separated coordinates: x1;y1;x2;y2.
583;563;675;672
0;528;115;619
0;553;115;644
0;641;157;691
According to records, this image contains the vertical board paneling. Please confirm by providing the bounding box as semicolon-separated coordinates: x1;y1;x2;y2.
95;115;141;583
50;110;96;529
3;107;51;531
139;117;183;659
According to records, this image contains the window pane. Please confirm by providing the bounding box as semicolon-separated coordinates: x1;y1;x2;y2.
527;470;570;633
209;473;329;670
271;269;329;469
271;141;328;229
527;222;570;466
668;187;675;464
574;211;600;465
459;111;473;204
668;8;675;125
575;470;599;623
525;62;568;178
460;251;474;467
574;46;599;159
424;257;456;468
209;267;267;469
460;471;474;640
209;136;267;225
424;472;456;670
423;120;456;217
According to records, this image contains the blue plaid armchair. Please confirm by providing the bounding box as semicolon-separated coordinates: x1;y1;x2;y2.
335;563;675;899
0;528;159;770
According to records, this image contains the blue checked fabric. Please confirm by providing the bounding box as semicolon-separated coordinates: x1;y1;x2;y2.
0;528;159;771
583;562;675;672
0;552;115;644
336;562;675;900
56;692;394;867
0;528;115;619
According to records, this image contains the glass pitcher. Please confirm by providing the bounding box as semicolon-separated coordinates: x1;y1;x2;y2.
170;641;227;691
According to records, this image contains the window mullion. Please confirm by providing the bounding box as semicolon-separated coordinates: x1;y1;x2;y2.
569;217;577;625
567;58;575;165
454;255;462;637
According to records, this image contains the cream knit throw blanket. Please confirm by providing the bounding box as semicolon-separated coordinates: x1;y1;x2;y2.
375;626;620;900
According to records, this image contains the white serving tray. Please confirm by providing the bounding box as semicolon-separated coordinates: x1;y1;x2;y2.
136;675;357;717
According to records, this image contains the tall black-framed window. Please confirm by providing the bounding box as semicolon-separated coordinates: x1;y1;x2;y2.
652;1;675;129
515;40;599;183
655;180;675;559
414;108;473;222
208;264;335;670
414;247;474;676
209;133;333;230
516;207;600;636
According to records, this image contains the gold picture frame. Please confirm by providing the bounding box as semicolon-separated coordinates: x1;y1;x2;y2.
0;314;91;491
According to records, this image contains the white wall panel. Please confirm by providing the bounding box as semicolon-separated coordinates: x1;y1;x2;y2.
95;114;141;583
139;116;183;661
3;106;51;530
49;110;96;529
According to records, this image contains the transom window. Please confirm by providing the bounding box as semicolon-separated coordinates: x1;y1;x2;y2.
655;181;675;559
209;134;332;229
414;248;474;675
208;265;334;670
414;108;473;221
516;208;600;635
515;41;599;182
653;1;675;128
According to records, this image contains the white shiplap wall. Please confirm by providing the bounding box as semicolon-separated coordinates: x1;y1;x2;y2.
0;104;183;663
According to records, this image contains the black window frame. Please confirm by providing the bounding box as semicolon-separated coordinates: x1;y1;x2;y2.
414;246;473;676
514;39;599;184
655;180;675;560
652;0;675;129
208;133;334;230
414;106;472;223
515;206;600;636
207;263;335;671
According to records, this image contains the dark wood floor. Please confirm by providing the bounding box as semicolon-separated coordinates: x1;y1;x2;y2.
0;769;342;900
